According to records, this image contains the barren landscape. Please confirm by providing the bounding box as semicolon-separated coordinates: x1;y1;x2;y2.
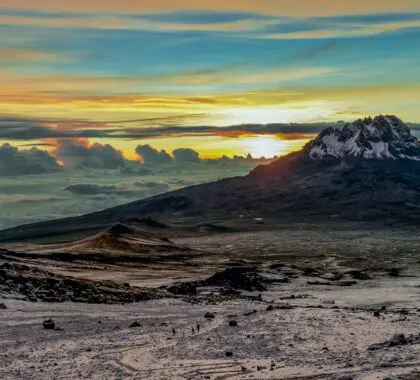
1;220;420;380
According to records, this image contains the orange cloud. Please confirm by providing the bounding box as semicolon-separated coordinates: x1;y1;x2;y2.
1;0;418;17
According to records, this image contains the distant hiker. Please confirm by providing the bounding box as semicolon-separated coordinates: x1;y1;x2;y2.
197;324;200;332
172;328;176;335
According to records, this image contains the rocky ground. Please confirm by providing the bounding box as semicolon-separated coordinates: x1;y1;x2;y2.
1;276;420;380
1;225;420;379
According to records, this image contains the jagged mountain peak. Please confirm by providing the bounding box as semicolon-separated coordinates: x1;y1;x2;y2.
305;115;420;161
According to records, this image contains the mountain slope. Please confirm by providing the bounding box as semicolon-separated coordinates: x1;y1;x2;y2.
2;115;420;242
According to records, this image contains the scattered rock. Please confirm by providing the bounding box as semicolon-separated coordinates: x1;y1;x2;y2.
400;308;409;315
43;319;55;330
228;320;238;327
167;282;197;296
389;334;408;347
257;365;267;371
204;312;215;319
373;310;381;318
333;375;355;380
345;270;371;280
307;280;357;287
199;266;277;292
368;333;420;351
220;287;242;296
388;268;401;277
0;302;7;309
244;310;257;316
225;351;233;357
0;262;161;304
129;321;142;328
266;305;274;311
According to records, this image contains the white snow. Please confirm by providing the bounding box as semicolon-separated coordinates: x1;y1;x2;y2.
308;116;420;161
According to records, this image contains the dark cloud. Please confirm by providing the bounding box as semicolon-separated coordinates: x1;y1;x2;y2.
119;166;154;176
135;144;172;164
54;140;126;169
0;114;347;142
0;143;61;177
172;148;200;163
133;181;170;191
65;184;118;195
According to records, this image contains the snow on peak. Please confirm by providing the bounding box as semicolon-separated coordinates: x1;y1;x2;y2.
306;115;420;161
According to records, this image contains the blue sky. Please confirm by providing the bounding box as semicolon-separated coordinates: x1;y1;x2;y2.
0;0;420;158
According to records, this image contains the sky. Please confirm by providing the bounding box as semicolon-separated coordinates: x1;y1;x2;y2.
1;0;420;158
1;1;420;228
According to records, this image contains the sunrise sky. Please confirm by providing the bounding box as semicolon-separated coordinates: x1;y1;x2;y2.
1;0;420;158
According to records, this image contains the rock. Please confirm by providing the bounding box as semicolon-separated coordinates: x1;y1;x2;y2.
266;305;274;311
129;321;142;328
228;320;238;327
0;302;7;309
199;266;269;292
167;282;197;296
204;312;215;319
244;310;257;316
381;306;387;312
257;365;266;371
389;334;407;347
225;351;233;357
388;268;400;277
373;310;381;318
43;319;55;330
333;375;354;380
220;287;241;296
345;270;371;280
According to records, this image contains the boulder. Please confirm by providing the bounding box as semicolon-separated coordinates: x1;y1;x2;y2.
43;319;55;330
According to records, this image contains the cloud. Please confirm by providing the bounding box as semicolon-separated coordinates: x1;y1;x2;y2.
65;184;118;195
1;1;418;18
172;148;200;163
119;166;154;176
133;181;170;191
135;144;172;164
0;143;61;177
54;139;126;169
0;114;336;141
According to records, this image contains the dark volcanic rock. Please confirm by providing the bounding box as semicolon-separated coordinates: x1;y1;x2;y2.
228;320;238;327
43;319;55;330
388;268;401;277
204;312;215;319
345;270;371;280
0;263;162;304
199;266;273;292
129;321;142;328
368;333;420;351
167;282;197;296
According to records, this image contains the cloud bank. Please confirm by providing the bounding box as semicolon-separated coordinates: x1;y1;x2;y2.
0;143;61;177
54;139;126;169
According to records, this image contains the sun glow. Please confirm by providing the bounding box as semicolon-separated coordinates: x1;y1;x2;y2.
240;135;306;158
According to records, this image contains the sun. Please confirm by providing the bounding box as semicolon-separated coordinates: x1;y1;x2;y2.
242;135;288;158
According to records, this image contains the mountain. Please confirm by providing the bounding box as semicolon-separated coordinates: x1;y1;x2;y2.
305;115;420;160
2;115;420;242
